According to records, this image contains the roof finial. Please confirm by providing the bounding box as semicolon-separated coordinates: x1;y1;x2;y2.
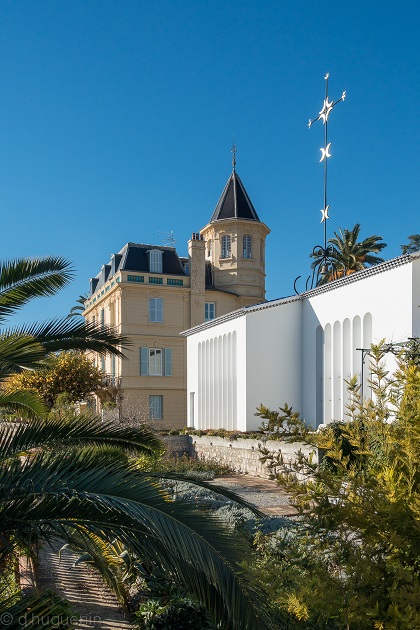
231;140;237;172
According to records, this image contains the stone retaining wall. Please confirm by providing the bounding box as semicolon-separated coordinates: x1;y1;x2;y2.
161;434;317;478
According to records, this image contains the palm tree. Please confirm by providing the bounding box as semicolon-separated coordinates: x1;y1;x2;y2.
0;413;271;629
0;255;273;628
67;292;88;318
311;223;387;284
0;257;129;417
401;234;420;255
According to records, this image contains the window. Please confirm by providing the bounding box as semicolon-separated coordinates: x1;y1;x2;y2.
140;347;172;376
243;235;252;259
205;302;215;321
127;274;144;283
100;309;105;329
149;395;163;420
221;235;231;259
149;298;163;322
207;240;212;257
148;249;163;273
167;278;183;286
149;348;163;375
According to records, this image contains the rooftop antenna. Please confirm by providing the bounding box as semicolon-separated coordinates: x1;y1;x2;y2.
158;231;177;247
294;74;346;294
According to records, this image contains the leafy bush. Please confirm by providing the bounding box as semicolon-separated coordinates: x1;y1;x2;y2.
249;342;420;628
135;596;215;629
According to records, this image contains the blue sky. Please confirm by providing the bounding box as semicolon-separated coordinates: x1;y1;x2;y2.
0;0;419;325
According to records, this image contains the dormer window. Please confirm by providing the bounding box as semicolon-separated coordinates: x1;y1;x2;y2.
148;249;163;273
221;235;231;259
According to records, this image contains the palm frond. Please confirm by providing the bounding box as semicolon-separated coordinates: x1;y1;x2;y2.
0;413;163;462
0;452;272;629
0;334;46;376
0;591;75;629
2;318;130;358
0;257;73;324
0;390;46;419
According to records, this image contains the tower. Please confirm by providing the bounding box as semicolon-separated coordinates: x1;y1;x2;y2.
200;149;270;304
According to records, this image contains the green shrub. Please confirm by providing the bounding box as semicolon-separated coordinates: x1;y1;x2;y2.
135;596;215;629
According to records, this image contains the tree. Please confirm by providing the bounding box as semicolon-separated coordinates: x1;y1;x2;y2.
0;413;272;630
253;343;420;628
311;223;387;284
6;351;103;408
0;256;129;418
67;293;88;318
0;255;274;629
401;234;420;255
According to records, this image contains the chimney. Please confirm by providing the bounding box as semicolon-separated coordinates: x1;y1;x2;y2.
188;232;206;327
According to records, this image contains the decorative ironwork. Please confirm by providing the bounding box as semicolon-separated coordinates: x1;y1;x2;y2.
101;375;122;388
294;74;346;293
356;338;419;400
231;142;237;172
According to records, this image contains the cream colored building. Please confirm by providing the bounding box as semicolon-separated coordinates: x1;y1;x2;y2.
83;167;270;427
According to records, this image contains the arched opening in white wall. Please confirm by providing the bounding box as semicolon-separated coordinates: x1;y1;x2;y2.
222;334;228;428
333;321;342;421
363;312;373;399
324;323;332;424
316;325;324;426
352;316;362;384
342;318;351;416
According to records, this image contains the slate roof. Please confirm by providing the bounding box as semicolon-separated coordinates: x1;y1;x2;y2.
89;243;187;296
210;171;260;222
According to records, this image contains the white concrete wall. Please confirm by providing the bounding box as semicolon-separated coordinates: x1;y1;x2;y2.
245;300;302;431
302;260;417;425
412;258;420;338
186;257;420;432
186;316;247;430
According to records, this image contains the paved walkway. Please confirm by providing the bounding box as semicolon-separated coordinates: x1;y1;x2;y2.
211;473;298;516
35;475;293;629
37;542;133;629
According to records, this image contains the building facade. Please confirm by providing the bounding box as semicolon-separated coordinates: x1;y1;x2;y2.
83;167;270;427
184;254;420;431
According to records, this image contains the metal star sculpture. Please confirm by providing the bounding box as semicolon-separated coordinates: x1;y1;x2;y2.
294;73;346;294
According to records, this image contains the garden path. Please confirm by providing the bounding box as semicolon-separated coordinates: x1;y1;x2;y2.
37;541;133;629
211;473;298;516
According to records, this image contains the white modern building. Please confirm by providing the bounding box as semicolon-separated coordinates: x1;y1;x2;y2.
183;254;420;431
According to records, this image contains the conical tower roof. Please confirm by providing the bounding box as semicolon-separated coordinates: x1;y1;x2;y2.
210;170;260;223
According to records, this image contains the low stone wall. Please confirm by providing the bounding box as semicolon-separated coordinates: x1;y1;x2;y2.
179;435;317;478
161;434;191;458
